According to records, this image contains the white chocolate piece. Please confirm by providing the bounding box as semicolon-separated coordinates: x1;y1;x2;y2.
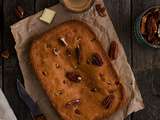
40;8;56;24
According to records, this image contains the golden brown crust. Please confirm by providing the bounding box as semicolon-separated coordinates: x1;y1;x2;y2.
30;20;126;120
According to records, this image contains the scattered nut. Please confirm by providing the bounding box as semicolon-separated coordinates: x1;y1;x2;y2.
102;95;114;109
1;50;10;59
140;15;148;34
140;8;160;45
95;4;106;17
66;72;82;83
90;53;103;66
15;6;24;18
108;41;119;60
146;14;157;41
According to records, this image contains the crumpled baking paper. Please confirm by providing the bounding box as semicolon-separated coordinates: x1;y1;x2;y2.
11;0;144;119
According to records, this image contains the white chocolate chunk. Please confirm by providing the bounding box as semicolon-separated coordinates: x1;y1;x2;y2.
40;8;56;24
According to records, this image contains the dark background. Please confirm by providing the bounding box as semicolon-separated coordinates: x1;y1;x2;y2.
0;0;160;120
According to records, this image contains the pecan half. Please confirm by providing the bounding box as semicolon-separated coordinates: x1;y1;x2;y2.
140;15;148;34
95;4;106;17
66;72;82;83
1;50;9;59
65;99;80;108
108;41;119;60
102;95;114;109
146;14;157;41
90;53;103;66
15;6;24;18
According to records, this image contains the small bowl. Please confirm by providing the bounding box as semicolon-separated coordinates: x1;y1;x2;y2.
60;0;95;13
134;6;160;48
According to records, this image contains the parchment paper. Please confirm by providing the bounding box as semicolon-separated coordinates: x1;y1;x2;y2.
11;0;144;120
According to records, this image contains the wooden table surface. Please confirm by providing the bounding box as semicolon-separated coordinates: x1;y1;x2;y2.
0;0;160;120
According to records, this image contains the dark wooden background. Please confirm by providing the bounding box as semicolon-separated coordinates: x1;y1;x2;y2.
0;0;160;120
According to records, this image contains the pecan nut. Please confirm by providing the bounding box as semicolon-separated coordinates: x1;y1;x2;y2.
102;95;114;109
15;6;24;18
66;72;82;83
108;41;119;60
90;53;103;66
146;14;157;41
95;4;106;17
1;49;10;59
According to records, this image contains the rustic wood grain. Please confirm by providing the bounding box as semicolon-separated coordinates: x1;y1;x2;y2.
104;0;132;64
35;0;59;12
0;0;2;88
3;68;32;120
48;0;59;7
2;0;35;119
35;0;48;12
132;0;160;120
132;69;160;120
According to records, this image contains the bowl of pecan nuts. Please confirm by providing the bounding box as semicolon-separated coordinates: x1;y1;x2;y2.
134;6;160;48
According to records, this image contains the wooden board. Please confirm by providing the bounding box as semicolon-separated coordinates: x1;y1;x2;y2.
0;0;2;88
132;0;160;120
2;0;34;119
